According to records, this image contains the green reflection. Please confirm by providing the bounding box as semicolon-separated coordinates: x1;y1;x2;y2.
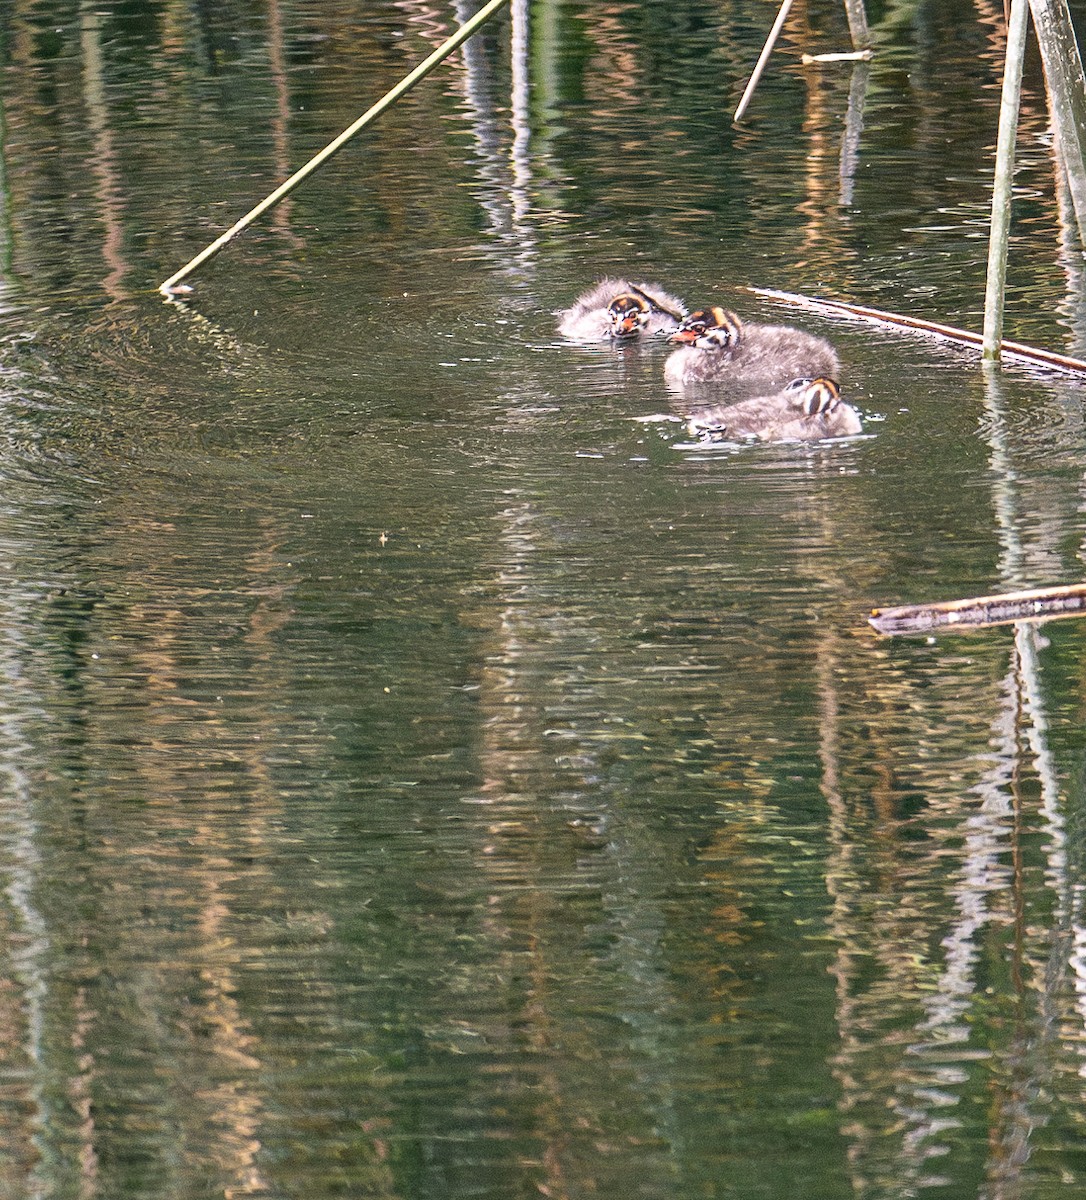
0;2;1085;1198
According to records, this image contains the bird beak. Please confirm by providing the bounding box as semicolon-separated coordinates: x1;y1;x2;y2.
614;316;640;336
668;329;697;344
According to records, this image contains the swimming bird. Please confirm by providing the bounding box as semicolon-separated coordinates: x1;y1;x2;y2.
557;278;687;342
686;377;862;443
664;306;840;391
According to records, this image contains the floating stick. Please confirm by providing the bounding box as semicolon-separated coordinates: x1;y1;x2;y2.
733;0;797;124
869;583;1086;635
747;286;1086;374
159;0;511;296
800;51;874;63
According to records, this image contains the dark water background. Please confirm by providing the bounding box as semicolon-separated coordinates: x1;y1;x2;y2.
3;1;1086;1197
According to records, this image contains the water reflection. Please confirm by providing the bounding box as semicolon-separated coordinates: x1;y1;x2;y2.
817;349;1086;1196
4;0;1086;1197
80;2;129;303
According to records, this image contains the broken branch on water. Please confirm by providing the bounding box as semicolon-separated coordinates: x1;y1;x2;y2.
746;287;1086;375
869;583;1086;635
800;51;874;63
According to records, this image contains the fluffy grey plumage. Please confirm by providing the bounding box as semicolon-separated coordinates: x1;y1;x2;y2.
687;377;862;443
665;307;840;392
557;278;687;342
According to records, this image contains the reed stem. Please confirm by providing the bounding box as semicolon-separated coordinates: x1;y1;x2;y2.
1028;0;1086;247
733;0;796;123
982;0;1030;359
160;0;511;295
842;0;872;51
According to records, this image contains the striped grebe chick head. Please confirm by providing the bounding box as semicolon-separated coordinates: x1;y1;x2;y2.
784;376;841;415
605;293;651;339
668;306;743;350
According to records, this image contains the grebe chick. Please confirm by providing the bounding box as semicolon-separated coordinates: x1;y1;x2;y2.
665;306;840;391
558;279;687;343
687;377;862;443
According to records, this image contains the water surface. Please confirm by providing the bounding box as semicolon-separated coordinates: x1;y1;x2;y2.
2;2;1086;1197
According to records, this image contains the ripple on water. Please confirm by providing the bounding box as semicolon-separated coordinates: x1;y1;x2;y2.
7;4;1086;1195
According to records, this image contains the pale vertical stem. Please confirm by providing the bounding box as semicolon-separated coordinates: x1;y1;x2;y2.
982;0;1030;360
510;0;532;235
733;0;796;124
842;0;872;50
1029;0;1086;246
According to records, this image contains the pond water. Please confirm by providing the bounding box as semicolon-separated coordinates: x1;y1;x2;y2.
3;1;1086;1197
